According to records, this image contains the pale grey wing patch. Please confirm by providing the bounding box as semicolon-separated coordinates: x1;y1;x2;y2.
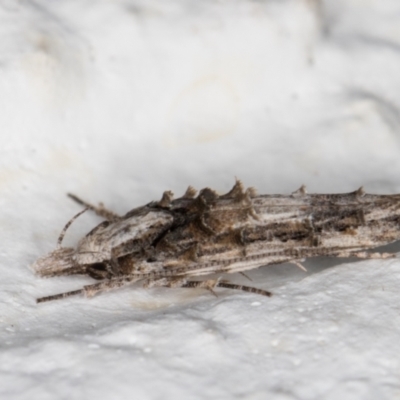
74;211;174;264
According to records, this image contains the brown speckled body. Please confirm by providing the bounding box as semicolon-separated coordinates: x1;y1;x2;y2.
33;181;400;302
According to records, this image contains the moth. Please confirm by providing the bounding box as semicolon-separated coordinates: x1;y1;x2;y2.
33;180;399;303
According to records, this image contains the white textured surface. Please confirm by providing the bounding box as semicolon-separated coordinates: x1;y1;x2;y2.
2;1;400;399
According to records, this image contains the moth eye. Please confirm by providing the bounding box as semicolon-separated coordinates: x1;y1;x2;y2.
90;263;107;271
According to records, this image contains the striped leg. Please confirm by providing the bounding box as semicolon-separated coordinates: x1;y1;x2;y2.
183;280;272;297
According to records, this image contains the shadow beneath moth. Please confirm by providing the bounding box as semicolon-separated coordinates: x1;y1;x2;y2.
32;180;399;303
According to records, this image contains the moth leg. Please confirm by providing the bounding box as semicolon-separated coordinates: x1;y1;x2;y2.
83;277;137;298
142;277;169;288
182;279;220;297
289;260;307;272
216;281;272;297
239;271;253;281
143;277;188;289
183;280;272;297
336;251;395;259
67;193;121;222
144;277;219;297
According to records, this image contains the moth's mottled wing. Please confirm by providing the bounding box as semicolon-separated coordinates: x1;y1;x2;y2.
74;210;174;264
32;181;400;302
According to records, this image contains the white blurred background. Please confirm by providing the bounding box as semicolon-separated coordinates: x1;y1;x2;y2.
1;1;400;399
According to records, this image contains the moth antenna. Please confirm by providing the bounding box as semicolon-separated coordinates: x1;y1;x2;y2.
57;207;89;248
67;193;121;221
37;275;142;303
